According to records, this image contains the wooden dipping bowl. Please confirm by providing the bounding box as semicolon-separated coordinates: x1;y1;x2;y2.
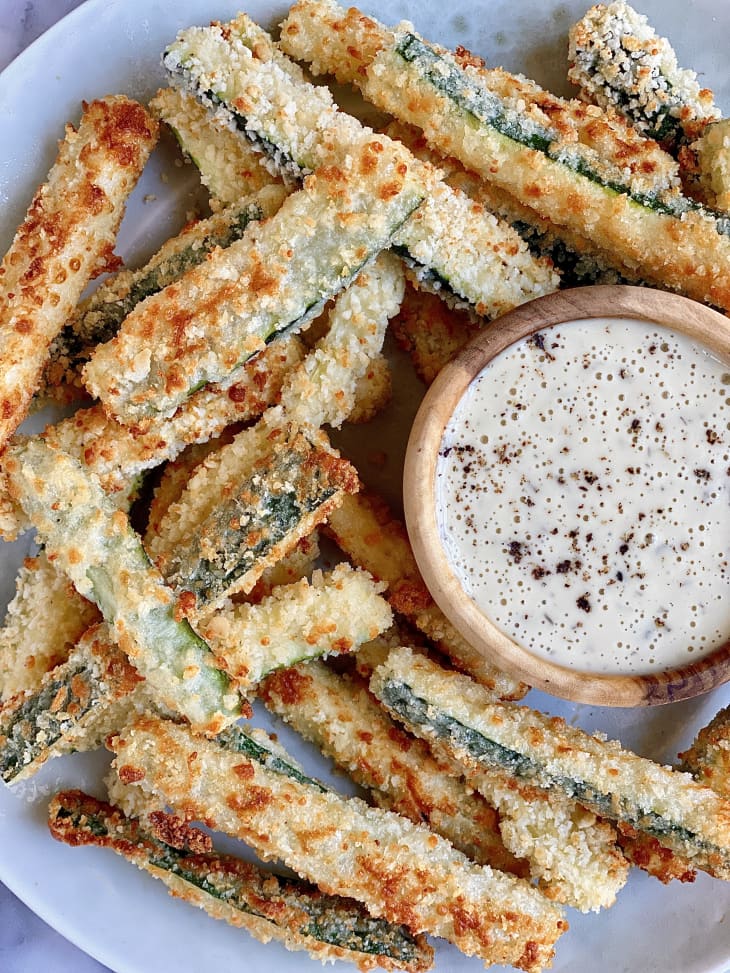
404;285;730;707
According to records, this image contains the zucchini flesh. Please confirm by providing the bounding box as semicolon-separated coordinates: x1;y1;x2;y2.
83;161;424;424
48;790;432;970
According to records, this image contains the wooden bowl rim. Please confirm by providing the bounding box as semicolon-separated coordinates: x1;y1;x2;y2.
403;285;730;707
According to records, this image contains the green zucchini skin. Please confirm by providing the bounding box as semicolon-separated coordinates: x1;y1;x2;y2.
48;790;433;970
215;723;330;793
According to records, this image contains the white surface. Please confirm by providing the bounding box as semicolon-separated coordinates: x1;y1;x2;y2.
0;1;730;973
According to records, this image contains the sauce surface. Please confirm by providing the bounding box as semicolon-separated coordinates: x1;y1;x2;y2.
436;317;730;674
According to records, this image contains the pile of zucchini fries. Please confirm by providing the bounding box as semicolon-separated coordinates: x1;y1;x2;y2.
1;3;730;971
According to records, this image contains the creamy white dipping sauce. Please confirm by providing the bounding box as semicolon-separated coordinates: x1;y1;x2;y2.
436;317;730;675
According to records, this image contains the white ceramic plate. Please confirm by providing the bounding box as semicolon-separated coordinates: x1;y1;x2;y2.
1;1;730;971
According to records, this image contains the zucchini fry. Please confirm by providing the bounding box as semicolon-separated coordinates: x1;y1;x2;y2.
275;253;404;430
384;120;640;289
0;552;99;701
0;96;157;448
0;623;147;784
567;2;719;153
142;434;322;604
83;143;426;426
4;439;240;733
43;186;287;399
326;490;527;699
390;283;477;385
261;660;527;875
49;790;434;972
371;647;730;881
680;707;730;799
198;564;392;689
280;0;730;310
150;87;281;207
163;14;558;320
316;638;628;909
150;427;358;617
110;715;567;971
145;252;400;604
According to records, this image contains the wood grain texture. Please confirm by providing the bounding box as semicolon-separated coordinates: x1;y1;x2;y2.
404;285;730;707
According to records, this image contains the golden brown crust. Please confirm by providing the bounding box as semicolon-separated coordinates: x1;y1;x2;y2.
680;707;730;799
390;284;477;385
0;97;157;448
617;826;696;884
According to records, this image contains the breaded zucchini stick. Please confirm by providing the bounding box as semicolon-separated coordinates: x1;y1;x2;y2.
390;284;477;385
83;141;426;426
0;552;99;701
0;96;157;447
49;790;434;971
163;14;558;320
311;640;627;909
0;337;304;543
261;660;527;875
568;2;730;208
4;439;240;732
43;186;287;400
198;564;392;688
275;253;404;430
680;707;730;800
568;2;719;153
0;623;148;783
147;254;401;604
141;432;322;604
371;647;730;880
384;121;640;289
326;491;527;699
280;0;730;310
150;87;281;207
110;715;567;971
149;427;358;617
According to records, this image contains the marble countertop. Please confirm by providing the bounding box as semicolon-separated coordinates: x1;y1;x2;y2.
1;10;108;973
